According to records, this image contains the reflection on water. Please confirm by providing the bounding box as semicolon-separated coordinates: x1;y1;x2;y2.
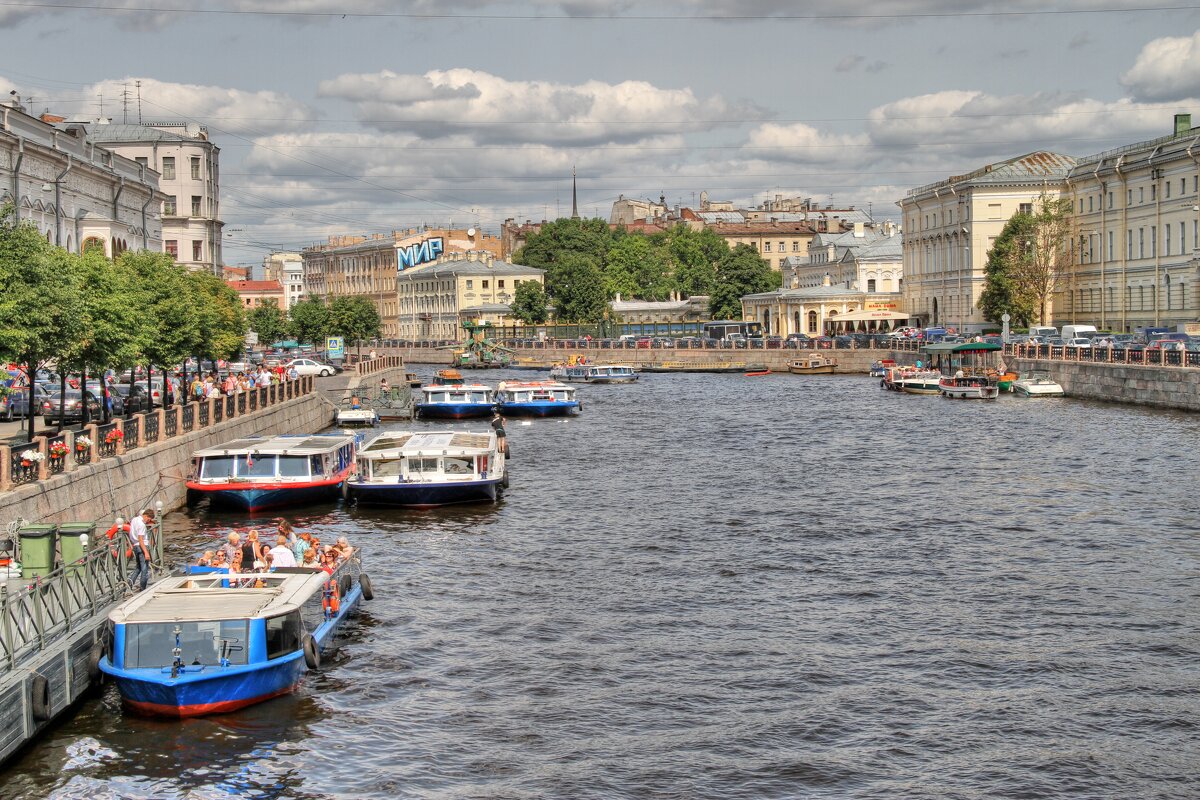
3;370;1199;799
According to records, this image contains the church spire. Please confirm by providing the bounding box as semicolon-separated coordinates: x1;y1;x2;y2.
570;166;580;220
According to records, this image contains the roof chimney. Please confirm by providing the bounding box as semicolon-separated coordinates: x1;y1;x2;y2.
1175;113;1192;136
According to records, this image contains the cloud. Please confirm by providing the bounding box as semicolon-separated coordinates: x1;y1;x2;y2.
318;69;761;145
1068;32;1091;49
835;55;865;72
1122;30;1200;102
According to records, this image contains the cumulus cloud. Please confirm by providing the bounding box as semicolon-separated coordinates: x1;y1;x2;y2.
317;69;760;145
1122;31;1200;102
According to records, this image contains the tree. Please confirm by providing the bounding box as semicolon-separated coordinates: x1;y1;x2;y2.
289;296;331;345
248;298;289;347
511;280;549;324
514;217;613;275
328;295;381;351
1012;192;1073;324
709;244;780;320
665;226;723;298
186;269;247;361
979;212;1037;326
604;235;673;300
548;254;609;323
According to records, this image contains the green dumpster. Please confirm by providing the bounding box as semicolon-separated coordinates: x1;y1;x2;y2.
58;522;96;575
18;524;57;580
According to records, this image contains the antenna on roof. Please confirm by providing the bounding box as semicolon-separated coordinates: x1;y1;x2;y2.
97;93;103;119
121;83;129;124
136;80;142;124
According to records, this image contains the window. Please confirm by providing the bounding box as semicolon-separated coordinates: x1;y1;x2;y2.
1183;178;1187;196
1139;228;1145;258
792;241;800;252
191;196;201;216
191;156;201;180
1183;225;1187;255
867;279;876;292
778;241;785;252
1166;181;1172;199
265;611;302;661
465;279;473;289
482;280;489;289
498;280;505;288
1127;189;1132;205
1139;187;1144;203
1079;199;1084;213
1152;183;1157;200
165;240;178;259
125;621;248;668
1166;224;1172;255
192;240;203;261
763;242;772;252
135;156;147;167
162;157;175;180
1088;196;1094;212
1108;191;1114;209
163;196;176;216
1152;226;1157;257
1108;231;1113;261
1127;230;1133;259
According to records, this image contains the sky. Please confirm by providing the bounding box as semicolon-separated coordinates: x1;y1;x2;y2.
4;1;1200;268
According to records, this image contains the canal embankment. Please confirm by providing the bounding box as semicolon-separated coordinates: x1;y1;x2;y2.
1008;358;1200;412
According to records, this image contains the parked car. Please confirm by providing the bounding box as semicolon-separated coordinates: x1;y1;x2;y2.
112;384;151;414
285;358;338;377
41;390;102;424
1065;337;1093;347
1;383;53;421
1147;339;1187;352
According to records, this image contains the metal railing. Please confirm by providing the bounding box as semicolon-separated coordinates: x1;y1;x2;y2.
46;435;68;475
1005;343;1199;368
123;420;140;450
143;413;159;445
9;449;38;486
181;404;195;433
97;422;120;458
164;409;178;438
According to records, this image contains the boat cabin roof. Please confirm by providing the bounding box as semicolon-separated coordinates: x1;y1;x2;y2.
109;570;330;624
503;381;571;390
192;433;356;458
420;384;492;392
359;430;495;457
922;342;1002;354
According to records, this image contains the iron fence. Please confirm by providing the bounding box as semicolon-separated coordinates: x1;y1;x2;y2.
165;409;178;438
46;434;68;475
97;423;120;458
143;413;159;445
182;404;195;433
9;448;38;485
123;417;140;450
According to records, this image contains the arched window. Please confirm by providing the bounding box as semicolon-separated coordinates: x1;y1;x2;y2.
807;310;818;333
83;237;106;256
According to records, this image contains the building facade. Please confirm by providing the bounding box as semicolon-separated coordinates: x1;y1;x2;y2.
0;100;163;255
611;296;711;328
742;282;910;337
263;251;305;309
785;221;902;293
396;252;545;340
72;120;223;274
898;151;1077;333
1062;114;1200;333
227;279;285;310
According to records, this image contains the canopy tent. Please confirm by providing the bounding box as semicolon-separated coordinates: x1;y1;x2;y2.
825;308;912;334
922;342;1002;354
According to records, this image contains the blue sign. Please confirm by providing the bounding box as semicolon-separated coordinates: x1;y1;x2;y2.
398;237;444;270
326;336;344;359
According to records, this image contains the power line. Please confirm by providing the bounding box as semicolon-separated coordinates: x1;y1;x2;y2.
0;1;1192;20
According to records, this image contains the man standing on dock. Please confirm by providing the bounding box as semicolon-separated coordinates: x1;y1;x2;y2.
128;509;153;591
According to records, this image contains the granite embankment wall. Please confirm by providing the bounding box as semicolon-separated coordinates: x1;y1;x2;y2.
1009;358;1200;412
384;346;884;374
0;392;336;525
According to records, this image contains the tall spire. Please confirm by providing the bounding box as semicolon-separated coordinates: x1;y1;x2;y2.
570;166;580;220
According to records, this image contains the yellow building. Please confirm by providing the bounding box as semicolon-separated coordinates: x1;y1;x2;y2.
396;252;545;340
898;151;1076;332
1063;113;1200;333
708;220;829;272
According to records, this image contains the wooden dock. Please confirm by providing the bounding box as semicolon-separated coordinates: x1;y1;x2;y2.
0;514;163;767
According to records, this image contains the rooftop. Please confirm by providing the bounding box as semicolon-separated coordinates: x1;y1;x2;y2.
398;257;543;280
907;151;1077;198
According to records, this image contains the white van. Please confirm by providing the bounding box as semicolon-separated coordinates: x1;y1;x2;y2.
1060;325;1098;340
1029;325;1058;339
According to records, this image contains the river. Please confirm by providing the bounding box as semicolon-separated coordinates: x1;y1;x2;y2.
2;369;1198;799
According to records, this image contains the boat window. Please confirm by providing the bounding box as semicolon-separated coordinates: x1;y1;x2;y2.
408;457;439;474
373;458;403;479
236;455;277;478
265;610;303;661
201;456;237;479
444;456;473;475
310;455;325;476
470;392;488;402
124;620;249;668
277;456;309;478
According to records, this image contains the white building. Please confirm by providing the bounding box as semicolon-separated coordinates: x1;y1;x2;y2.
263;251;305;309
72;119;224;274
0;100;163;256
785;221;902;293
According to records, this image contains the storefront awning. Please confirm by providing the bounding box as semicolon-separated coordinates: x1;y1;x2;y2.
829;309;910;322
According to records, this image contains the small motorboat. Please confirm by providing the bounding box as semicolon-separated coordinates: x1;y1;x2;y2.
405;372;423;388
939;374;1000;399
100;556;370;717
431;369;465;386
869;359;895;378
335;407;379;428
744;369;772;377
1012;374;1065;397
550;364;639;384
788;355;837;374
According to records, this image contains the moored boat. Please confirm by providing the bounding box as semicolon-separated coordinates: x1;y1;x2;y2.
550;364;639;384
335;407;379;428
1012;373;1065;397
939;374;1000;399
896;369;943;395
788;354;837;374
99;556;369;717
495;381;580;416
869;359;896;378
413;383;495;419
346;430;506;507
186;434;357;512
431;368;465;386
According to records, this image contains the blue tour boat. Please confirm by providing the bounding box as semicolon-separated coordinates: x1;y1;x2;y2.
413;383;495;419
346;430;507;507
185;433;357;512
495;381;580;417
99;557;371;717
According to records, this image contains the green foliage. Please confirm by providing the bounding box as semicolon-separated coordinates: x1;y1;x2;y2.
328;295;381;344
0;208;81;370
665;226;723;297
288;296;331;344
247;298;289;348
548;254;609;323
514;217;614;274
604;235;673;300
978;212;1037;326
511;280;549;324
709;244;780;320
65;248;145;374
119;251;205;367
186;270;247;360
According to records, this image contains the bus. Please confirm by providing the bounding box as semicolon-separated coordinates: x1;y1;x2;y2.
702;320;764;341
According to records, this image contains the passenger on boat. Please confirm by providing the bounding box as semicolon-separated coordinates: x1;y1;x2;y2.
334;536;353;560
319;548;338;575
301;548;319;567
270;534;298;568
211;550;228;569
350;396;362;410
220;532;241;564
380;378;389;394
955;369;964;379
195;550;215;566
491;411;507;454
242;529;261;565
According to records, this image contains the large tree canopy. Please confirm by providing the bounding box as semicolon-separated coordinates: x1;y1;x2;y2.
978;212;1037;326
709;244;780;320
548;254;609;323
511;280;549;324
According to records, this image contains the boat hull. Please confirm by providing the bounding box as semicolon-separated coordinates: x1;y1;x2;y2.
788;366;835;374
900;381;941;395
414;403;495;419
1014;382;1065;397
348;478;502;507
115;656;306;718
497;401;580;417
184;479;345;512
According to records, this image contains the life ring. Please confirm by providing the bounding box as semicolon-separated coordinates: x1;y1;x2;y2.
359;573;374;601
31;674;51;721
303;634;321;670
105;522;130;540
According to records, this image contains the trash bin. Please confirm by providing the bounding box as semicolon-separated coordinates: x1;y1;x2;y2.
18;524;57;580
58;522;95;575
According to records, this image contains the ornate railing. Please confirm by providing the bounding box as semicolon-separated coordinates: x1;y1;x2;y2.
46;434;68;475
123;419;140;450
97;422;120;458
9;448;38;486
164;409;178;438
143;413;160;445
181;403;195;433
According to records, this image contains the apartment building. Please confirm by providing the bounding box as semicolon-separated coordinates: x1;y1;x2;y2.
72;120;223;274
898;151;1077;332
396;252;545;340
263;251;305;309
0;100;163;255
